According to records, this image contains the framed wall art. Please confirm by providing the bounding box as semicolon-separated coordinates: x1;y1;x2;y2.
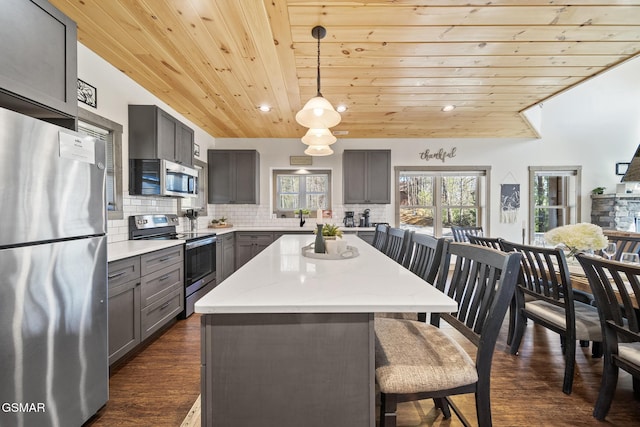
77;79;97;108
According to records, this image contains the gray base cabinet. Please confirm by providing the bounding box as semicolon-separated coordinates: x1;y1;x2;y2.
235;232;273;269
128;105;194;166
343;150;391;204
216;232;236;284
107;257;141;366
201;313;374;426
107;246;184;365
208;150;260;204
0;0;77;129
355;231;375;245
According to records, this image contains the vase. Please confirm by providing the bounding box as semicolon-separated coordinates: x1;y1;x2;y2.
314;224;326;254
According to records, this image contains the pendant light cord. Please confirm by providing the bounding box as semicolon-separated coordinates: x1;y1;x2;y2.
316;31;322;97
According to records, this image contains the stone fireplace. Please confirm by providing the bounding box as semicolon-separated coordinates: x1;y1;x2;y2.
591;194;640;231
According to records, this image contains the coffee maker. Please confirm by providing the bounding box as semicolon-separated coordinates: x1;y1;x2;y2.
343;211;355;227
362;208;371;227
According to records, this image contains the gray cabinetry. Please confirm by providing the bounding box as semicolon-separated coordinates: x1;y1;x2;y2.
129;105;194;166
356;231;375;245
140;246;184;340
0;0;77;129
107;257;141;366
235;232;273;269
107;245;184;365
343;150;391;204
216;232;236;284
207;150;260;204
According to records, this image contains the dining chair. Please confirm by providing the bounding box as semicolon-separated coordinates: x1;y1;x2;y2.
467;235;504;250
451;225;483;242
501;240;603;394
372;223;390;252
375;241;521;427
383;227;411;264
576;254;640;420
402;234;446;322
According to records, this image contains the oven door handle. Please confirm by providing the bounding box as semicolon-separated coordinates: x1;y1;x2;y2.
185;236;217;250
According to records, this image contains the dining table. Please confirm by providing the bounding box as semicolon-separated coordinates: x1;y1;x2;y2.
195;234;457;427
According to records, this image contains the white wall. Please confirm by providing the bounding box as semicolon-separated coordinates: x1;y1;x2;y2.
214;55;640;243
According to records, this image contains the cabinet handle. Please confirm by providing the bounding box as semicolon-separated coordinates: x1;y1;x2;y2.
158;256;172;262
159;301;171;310
108;271;126;280
159;274;171;282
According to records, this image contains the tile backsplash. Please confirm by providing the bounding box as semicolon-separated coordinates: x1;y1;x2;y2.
107;195;392;243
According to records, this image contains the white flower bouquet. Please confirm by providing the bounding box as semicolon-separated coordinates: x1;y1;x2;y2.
544;223;608;257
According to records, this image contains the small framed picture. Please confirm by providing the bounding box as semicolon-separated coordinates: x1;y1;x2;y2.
194;143;200;157
616;162;630;176
77;79;97;108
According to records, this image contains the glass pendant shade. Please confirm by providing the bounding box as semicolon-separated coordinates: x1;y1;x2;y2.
295;96;341;128
301;128;337;146
304;144;334;156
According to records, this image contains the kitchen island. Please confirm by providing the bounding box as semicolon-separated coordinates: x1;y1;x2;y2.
195;234;457;427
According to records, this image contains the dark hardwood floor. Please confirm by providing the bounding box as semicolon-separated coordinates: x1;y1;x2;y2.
85;314;640;426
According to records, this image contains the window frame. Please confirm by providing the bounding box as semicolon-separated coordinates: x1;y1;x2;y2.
77;107;123;220
528;166;582;243
395;166;491;237
272;169;332;218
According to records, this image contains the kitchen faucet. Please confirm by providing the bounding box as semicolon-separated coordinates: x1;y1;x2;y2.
299;209;305;227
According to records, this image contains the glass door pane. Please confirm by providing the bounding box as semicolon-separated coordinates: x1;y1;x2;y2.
399;173;435;235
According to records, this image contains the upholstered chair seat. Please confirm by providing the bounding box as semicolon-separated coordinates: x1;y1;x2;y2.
375;318;478;394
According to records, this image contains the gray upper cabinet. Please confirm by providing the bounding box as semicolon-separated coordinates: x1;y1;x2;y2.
0;0;77;129
343;150;391;204
129;105;194;166
208;150;260;204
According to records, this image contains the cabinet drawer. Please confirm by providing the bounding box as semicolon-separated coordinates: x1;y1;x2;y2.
141;245;183;276
108;257;141;288
141;288;183;340
141;263;183;308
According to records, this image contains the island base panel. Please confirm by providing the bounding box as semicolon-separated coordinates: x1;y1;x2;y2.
201;312;374;427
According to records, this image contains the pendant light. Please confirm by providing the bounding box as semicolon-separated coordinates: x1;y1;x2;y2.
301;128;337;146
295;26;341;129
304;144;334;156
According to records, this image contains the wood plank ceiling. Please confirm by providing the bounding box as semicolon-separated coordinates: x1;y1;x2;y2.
50;0;640;139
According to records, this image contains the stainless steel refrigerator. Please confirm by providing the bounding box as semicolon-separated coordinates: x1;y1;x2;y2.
0;106;108;427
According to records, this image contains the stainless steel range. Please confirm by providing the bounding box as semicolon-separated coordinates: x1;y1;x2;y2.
129;214;217;318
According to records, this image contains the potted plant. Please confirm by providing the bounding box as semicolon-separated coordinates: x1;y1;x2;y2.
294;209;310;217
591;186;606;195
320;223;343;240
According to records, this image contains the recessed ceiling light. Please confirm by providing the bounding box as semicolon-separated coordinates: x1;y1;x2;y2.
336;105;348;113
258;105;271;112
442;105;456;112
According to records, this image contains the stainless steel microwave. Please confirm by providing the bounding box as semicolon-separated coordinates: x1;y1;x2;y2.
129;159;198;197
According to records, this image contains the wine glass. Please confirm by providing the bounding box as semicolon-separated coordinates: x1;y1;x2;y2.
602;242;617;260
621;252;639;264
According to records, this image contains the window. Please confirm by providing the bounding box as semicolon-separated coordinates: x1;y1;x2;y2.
77;108;123;220
529;166;581;242
272;169;332;218
396;166;490;237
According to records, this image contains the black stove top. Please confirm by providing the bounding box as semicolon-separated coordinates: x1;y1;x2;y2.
129;214;216;242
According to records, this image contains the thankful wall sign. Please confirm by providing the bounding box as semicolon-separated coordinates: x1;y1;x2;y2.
418;147;457;163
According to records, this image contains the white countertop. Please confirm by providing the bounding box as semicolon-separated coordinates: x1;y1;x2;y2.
206;225;376;235
108;240;185;262
107;225;376;261
195;234;457;314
